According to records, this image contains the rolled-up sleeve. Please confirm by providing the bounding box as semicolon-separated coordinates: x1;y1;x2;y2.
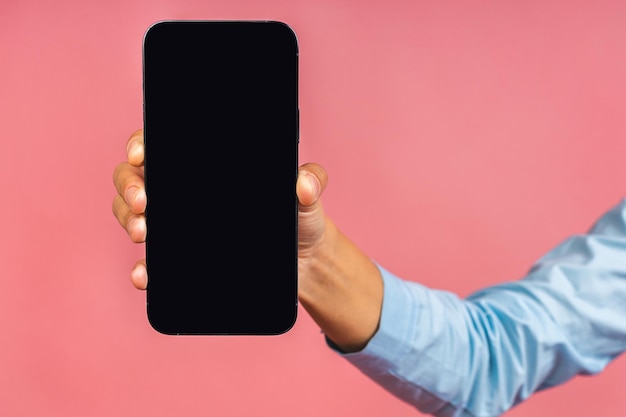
330;199;626;417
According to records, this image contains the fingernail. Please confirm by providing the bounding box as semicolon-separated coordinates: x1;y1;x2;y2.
127;216;137;232
131;263;148;290
127;141;141;160
304;172;319;197
127;216;146;241
136;217;147;240
125;186;138;206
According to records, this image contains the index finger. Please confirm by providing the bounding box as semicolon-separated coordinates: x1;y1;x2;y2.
126;129;144;167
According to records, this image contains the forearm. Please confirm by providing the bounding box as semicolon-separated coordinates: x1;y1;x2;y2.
298;216;384;352
332;199;626;416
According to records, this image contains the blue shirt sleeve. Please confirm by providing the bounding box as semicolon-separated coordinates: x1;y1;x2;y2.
329;199;626;417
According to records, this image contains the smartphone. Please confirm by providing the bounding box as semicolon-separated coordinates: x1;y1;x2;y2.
142;20;299;335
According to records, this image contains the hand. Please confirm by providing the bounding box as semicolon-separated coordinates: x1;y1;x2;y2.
112;130;148;289
112;129;382;352
112;129;330;290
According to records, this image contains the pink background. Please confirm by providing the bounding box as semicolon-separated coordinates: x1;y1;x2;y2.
1;1;625;416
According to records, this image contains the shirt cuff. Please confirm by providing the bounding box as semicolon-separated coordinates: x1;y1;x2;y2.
325;264;471;416
327;263;417;360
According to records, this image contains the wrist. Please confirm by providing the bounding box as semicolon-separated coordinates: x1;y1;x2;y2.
298;218;383;352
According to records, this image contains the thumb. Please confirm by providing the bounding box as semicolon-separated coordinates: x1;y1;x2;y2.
297;163;328;209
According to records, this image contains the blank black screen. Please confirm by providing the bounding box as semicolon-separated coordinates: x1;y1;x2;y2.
142;21;298;335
